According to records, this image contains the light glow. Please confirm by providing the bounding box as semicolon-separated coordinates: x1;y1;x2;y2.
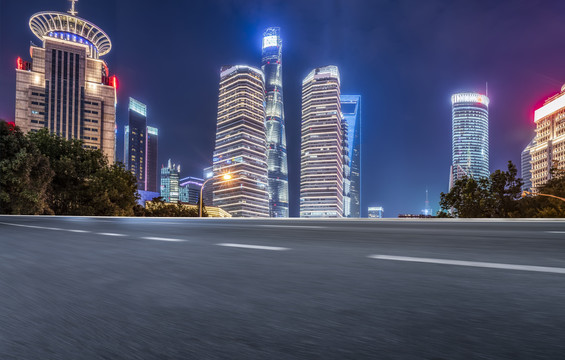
262;35;278;49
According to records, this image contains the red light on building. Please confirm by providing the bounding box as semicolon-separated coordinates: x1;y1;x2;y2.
110;75;118;89
16;57;23;70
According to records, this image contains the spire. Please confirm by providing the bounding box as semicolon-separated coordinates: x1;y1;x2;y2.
68;0;78;16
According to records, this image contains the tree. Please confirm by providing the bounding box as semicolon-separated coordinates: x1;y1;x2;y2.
439;161;524;218
0;121;53;214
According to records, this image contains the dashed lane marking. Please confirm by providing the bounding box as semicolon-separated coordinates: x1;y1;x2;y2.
369;255;565;274
97;233;127;237
216;243;290;251
142;237;186;242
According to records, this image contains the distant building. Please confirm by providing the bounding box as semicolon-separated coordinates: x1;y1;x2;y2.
212;65;270;217
262;27;289;218
14;3;117;162
179;177;203;204
530;84;565;190
368;207;383;219
421;189;433;216
202;166;214;207
300;66;344;218
146;126;159;192
124;98;147;190
521;137;536;192
450;92;490;186
137;190;160;207
160;159;180;203
341;95;362;217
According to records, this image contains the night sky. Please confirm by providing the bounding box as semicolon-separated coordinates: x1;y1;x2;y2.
1;0;565;217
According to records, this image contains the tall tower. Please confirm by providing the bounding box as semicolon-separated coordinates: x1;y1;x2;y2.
340;95;362;217
146;126;159;192
160;159;180;203
212;66;269;217
124;98;147;190
261;27;289;218
531;84;565;190
300;66;344;218
450;92;490;185
15;2;117;162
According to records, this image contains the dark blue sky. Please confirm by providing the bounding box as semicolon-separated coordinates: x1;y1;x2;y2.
1;0;565;217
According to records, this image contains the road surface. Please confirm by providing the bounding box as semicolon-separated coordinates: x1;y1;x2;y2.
1;216;565;359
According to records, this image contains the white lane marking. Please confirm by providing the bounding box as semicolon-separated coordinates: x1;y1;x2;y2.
368;255;565;274
546;231;565;234
0;222;63;231
216;243;290;251
67;229;90;233
256;225;326;229
142;237;186;242
97;232;126;237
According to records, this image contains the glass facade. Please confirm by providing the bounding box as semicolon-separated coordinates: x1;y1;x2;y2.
368;207;383;219
300;66;344;218
521;137;535;192
261;27;289;218
160;159;180;203
451;92;490;184
146;126;159;192
212;66;270;217
179;177;203;204
125;98;147;190
340;95;361;217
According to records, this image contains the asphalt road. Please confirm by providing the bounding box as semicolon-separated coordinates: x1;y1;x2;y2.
1;216;565;359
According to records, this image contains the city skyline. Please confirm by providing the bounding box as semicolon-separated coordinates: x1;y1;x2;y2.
1;0;564;217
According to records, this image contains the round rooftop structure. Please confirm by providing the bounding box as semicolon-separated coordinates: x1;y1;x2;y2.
29;11;111;56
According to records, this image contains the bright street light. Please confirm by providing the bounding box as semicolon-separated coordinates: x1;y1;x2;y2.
199;173;232;217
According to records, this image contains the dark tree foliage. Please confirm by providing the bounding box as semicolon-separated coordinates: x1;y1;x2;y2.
0;121;53;214
141;197;206;217
0;124;138;216
439;161;524;218
513;168;565;218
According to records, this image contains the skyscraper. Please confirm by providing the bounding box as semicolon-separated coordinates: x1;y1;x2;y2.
261;27;289;218
15;3;117;162
521;137;536;192
146;126;159;192
160;159;180;203
124;98;147;190
531;84;565;189
179;177;203;204
340;95;362;217
300;66;344;218
450;92;490;185
202;166;214;207
212;66;269;217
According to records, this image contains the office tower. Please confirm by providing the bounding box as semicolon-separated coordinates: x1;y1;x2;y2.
146;126;159;192
342;118;351;217
202;166;214;207
212;66;269;217
521;137;536;192
15;3;117;162
368;207;383;218
160;159;180;203
341;95;362;217
179;177;203;204
300;66;344;218
450;92;490;185
124;98;147;190
261;27;289;218
531;84;565;189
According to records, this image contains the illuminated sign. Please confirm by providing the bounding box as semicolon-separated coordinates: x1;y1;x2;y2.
262;35;278;49
535;93;565;122
451;93;489;106
147;126;158;136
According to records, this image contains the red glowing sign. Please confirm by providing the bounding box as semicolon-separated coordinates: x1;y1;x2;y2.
110;75;118;89
16;57;23;70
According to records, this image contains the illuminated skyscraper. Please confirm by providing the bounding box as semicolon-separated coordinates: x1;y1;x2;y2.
146;126;159;192
450;92;490;185
160;159;180;203
261;27;289;218
531;84;565;189
300;66;344;218
521;137;535;192
212;66;269;217
124;98;147;190
15;2;117;162
179;177;203;204
340;95;362;217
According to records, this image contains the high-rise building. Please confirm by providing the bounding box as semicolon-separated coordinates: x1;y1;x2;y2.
521;137;536;192
15;3;117;162
368;207;383;219
124;98;147;190
450;92;490;185
261;27;289;218
531;84;565;190
160;159;180;203
179;177;203;204
341;95;362;217
300;66;344;218
202;166;214;207
212;66;269;217
146;126;159;192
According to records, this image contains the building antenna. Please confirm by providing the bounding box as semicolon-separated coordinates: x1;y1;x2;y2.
68;0;78;16
486;82;488;97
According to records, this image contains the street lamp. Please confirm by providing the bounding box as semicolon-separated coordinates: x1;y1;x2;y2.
199;173;232;217
522;190;565;203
